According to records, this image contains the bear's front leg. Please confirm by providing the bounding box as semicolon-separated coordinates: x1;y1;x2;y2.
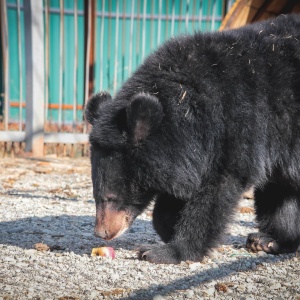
138;178;243;264
152;193;185;243
138;243;184;264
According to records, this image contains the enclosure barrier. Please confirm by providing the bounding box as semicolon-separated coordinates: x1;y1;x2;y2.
0;0;234;156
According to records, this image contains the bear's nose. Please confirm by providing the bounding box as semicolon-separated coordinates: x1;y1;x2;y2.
94;227;109;240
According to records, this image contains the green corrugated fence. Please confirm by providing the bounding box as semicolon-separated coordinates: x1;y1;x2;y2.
1;0;235;127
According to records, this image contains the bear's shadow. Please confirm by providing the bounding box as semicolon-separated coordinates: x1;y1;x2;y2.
0;214;161;255
0;213;253;256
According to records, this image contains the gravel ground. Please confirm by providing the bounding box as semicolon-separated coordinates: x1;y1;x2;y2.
0;157;299;300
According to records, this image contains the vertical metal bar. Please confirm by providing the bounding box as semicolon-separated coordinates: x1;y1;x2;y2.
84;1;91;105
121;0;126;82
179;0;182;33
100;0;105;90
192;0;196;31
17;0;23;131
185;0;189;32
150;1;154;49
211;0;217;31
107;1;112;90
171;0;175;36
165;0;169;39
198;0;203;31
141;0;147;60
0;1;9;131
84;0;96;134
73;0;78;128
157;0;162;46
45;0;50;129
90;0;96;96
128;0;134;75
59;0;64;129
113;0;119;92
206;0;212;31
24;0;45;156
136;1;140;66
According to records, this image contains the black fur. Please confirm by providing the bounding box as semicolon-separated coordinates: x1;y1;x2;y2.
86;15;300;264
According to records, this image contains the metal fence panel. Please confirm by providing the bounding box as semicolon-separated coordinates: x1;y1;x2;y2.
93;0;226;96
0;0;234;155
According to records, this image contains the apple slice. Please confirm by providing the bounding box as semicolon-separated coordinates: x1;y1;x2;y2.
91;247;115;259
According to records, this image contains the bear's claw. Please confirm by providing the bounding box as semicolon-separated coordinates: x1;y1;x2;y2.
137;244;181;264
246;233;281;254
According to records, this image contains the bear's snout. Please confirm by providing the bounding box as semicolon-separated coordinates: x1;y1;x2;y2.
94;202;130;240
94;221;128;240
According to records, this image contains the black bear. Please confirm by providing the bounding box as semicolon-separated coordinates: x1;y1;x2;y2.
85;14;300;264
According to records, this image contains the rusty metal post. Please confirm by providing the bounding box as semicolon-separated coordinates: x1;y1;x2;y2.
24;0;45;156
84;0;96;103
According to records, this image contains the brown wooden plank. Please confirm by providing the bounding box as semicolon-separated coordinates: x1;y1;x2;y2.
220;0;300;30
219;0;253;30
9;102;84;110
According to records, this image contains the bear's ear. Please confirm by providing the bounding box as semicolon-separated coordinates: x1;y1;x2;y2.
126;93;163;145
85;92;112;125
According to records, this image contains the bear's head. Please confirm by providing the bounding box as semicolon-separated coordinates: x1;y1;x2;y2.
85;92;164;240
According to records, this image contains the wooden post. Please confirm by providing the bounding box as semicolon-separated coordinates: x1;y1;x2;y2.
24;0;45;156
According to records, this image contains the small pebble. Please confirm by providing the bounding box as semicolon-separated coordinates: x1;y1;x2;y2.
257;251;269;257
204;287;215;296
186;290;194;298
153;295;167;300
270;283;281;290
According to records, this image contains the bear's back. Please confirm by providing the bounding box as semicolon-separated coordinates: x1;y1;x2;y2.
117;14;300;111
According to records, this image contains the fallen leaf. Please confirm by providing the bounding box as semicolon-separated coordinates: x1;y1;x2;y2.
215;283;228;292
49;188;62;193
97;288;129;297
34;243;50;251
216;247;226;252
37;161;50;166
4;178;16;184
33;168;53;174
239;207;255;214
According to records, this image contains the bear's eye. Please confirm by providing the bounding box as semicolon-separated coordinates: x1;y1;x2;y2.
103;193;118;202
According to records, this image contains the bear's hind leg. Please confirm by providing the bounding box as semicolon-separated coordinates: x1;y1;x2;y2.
247;181;300;254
